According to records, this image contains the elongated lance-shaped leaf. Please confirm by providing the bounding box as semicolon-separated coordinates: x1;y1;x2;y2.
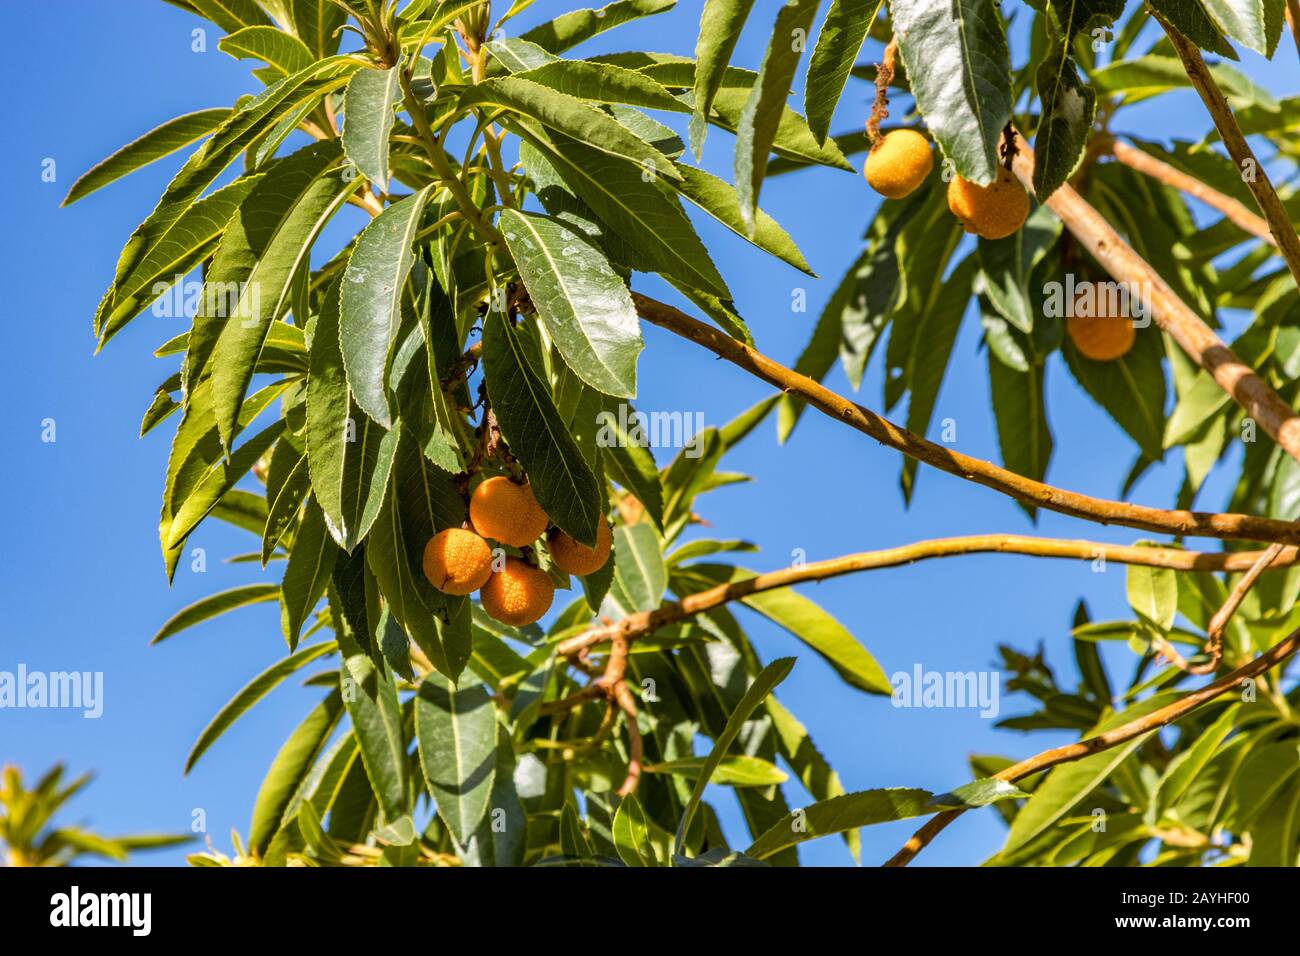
613;792;664;866
185;641;338;773
674;657;795;856
262;440;311;564
306;274;350;537
333;405;401;553
286;0;348;58
340;185;434;428
280;499;339;650
219;25;314;76
482;311;603;546
343;64;401;187
734;0;823;232
188;0;272;32
519;0;676;54
415;671;498;845
459;77;683;181
208;153;359;451
513;60;686;112
690;0;756;158
63;107;229;207
248;688;345;854
804;0;883;145
1033;47;1097;201
152;583;279;644
891;0;1012;185
500;208;643;398
746;788;935;859
96;174;260;347
107;57;359;307
608;522;666;615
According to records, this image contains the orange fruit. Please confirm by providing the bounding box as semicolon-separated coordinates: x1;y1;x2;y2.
468;475;549;548
1067;296;1136;362
549;521;613;576
422;528;493;595
480;557;554;627
864;129;934;199
946;166;1030;239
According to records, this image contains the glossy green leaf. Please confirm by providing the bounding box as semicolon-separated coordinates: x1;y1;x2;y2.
804;0;882;145
519;0;676;54
415;671;498;844
482;311;603;546
219;25;314;76
613;792;663;866
609;522;666;613
280;499;339;650
746;788;934;860
646;755;788;787
891;0;1012;185
63;107;229;207
500;208;643;398
1126;554;1179;630
689;0;756;157
1033;47;1097;201
927;778;1028;809
340;185;434;427
343;65;401;187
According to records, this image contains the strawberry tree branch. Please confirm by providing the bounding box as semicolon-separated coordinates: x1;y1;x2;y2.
1006;143;1300;465
632;294;1300;545
1104;138;1274;247
555;534;1300;657
1158;17;1300;291
884;619;1300;867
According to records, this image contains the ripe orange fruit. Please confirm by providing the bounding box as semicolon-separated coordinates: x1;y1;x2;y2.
946;167;1030;239
864;129;933;199
468;475;549;548
480;557;554;627
549;521;613;577
1067;296;1136;362
422;528;493;595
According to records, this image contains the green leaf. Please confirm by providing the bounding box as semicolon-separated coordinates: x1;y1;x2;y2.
518;126;729;298
482;311;603;546
514;60;685;112
765;695;858;861
746;788;934;859
1047;0;1126;41
675;656;795;854
280;499;338;650
415;671;498;844
499;208;643;398
646;755;788;787
988;343;1053;514
152;584;279;645
340;185;434;427
306;274;351;537
1127;560;1178;630
1062;324;1167;461
63;107;229;207
670;163;813;275
927;778;1028;809
891;0;1012;185
333;407;401;552
460;77;682;180
601;433;665;532
609;523;667;613
285;0;347;58
219;25;314;76
185;641;337;773
1147;0;1236;57
342;65;401;187
804;0;883;145
519;0;676;54
463;729;528;866
1199;0;1273;55
677;564;890;695
188;0;272;33
613;792;663;866
734;0;823;230
203;144;357;450
262;443;311;563
689;0;757;157
334;556;409;823
1033;48;1097;201
248;688;345;854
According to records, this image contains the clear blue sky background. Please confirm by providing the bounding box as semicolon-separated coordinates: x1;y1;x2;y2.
3;1;1296;867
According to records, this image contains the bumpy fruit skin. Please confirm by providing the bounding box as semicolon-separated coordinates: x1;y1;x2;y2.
469;476;550;548
1067;296;1136;362
864;129;933;199
946;167;1030;239
480;557;554;627
422;528;493;595
549;521;613;577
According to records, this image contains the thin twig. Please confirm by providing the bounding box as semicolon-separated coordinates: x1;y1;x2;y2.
632;294;1300;547
555;534;1300;657
884;622;1300;866
1159;17;1300;293
1154;542;1283;674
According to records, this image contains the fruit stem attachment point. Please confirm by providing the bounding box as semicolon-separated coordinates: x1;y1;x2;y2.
865;37;898;149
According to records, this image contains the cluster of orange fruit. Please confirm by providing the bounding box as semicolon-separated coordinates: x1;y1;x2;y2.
420;475;612;627
863;130;1135;362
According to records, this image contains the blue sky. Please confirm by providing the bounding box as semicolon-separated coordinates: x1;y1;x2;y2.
3;1;1296;867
